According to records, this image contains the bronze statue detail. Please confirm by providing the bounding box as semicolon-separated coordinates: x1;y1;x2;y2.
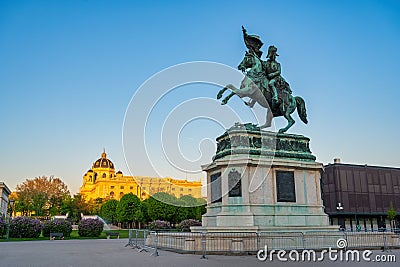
217;26;308;133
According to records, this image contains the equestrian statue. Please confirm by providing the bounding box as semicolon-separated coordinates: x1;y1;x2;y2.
217;26;308;133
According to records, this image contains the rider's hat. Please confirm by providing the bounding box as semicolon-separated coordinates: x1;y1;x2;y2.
267;45;279;58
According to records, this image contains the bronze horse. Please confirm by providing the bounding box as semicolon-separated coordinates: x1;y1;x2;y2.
217;50;308;133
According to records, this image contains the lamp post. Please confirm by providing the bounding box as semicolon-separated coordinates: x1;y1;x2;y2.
6;199;15;241
336;202;344;230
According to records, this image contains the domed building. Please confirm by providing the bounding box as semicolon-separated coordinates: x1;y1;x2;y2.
79;150;203;201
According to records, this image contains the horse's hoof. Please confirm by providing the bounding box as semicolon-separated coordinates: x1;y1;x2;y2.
278;129;286;133
244;101;255;108
221;101;227;105
259;124;270;129
217;93;223;99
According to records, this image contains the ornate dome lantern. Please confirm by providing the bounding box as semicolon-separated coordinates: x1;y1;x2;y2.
92;149;115;170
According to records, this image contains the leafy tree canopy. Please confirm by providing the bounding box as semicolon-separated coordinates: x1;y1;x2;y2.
100;199;119;223
15;176;70;216
116;193;141;223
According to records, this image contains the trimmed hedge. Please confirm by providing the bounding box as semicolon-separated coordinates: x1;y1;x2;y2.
78;218;103;237
9;216;42;238
42;219;73;237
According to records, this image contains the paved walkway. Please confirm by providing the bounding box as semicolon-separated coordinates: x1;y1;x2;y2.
0;239;398;267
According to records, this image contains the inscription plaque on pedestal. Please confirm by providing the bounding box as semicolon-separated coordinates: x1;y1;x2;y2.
276;171;296;202
228;169;242;197
211;172;222;203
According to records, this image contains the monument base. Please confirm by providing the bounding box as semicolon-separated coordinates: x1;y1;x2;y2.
200;125;336;232
191;225;338;233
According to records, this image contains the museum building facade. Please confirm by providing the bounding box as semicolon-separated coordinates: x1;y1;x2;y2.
322;159;400;231
79;150;202;201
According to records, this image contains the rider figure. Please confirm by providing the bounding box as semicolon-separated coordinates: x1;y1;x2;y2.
265;45;292;103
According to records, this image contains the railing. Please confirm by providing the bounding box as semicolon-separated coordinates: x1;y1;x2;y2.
124;229;159;256
125;229;400;258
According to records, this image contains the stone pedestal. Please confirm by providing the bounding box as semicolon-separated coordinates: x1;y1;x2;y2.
192;123;337;232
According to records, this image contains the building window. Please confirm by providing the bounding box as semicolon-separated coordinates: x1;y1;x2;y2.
110;174;112;178
120;186;124;189
102;173;106;178
180;188;184;191
172;188;175;191
120;192;124;197
111;186;114;189
188;189;192;192
110;191;114;198
130;186;133;190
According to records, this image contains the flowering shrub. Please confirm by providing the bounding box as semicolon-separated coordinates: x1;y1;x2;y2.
177;219;201;231
78;218;104;237
9;216;42;238
148;220;171;230
0;217;7;237
42;219;73;237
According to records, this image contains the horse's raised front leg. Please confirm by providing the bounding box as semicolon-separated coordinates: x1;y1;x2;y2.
217;84;233;99
221;92;235;105
219;84;239;105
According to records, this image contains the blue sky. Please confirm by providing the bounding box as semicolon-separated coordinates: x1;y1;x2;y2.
1;0;399;194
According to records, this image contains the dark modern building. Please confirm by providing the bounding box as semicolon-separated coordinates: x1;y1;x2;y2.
322;159;400;231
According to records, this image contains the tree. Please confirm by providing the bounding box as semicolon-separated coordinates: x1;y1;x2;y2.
180;195;205;220
174;198;189;224
88;197;104;216
197;198;207;218
100;199;119;224
15;176;70;216
146;192;190;224
116;193;142;228
62;194;92;223
146;192;176;223
140;198;151;224
387;202;397;230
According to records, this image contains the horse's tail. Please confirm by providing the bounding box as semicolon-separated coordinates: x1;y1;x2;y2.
295;96;308;124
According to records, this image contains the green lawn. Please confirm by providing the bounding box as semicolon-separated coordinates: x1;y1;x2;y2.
0;229;131;242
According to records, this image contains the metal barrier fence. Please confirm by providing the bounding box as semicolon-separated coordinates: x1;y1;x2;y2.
258;231;304;250
125;229;400;258
125;229;159;256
